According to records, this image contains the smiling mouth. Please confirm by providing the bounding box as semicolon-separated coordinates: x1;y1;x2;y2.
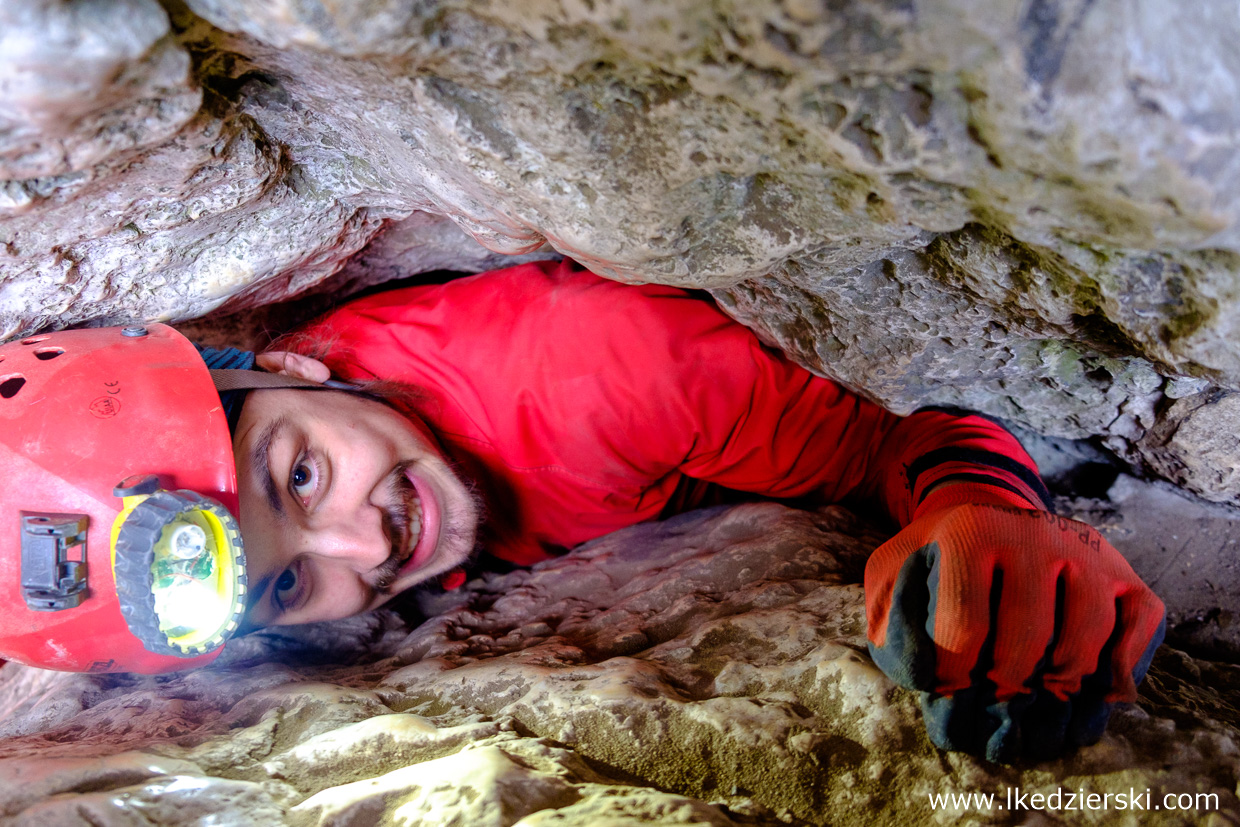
371;470;425;591
374;459;450;593
400;488;424;563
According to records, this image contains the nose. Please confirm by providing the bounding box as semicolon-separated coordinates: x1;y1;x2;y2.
300;514;392;575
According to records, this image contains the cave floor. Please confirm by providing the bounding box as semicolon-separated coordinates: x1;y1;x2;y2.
0;493;1236;826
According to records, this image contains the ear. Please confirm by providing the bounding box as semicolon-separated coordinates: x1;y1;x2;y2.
255;351;332;383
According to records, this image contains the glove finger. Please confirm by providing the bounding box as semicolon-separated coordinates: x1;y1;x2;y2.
1068;620;1122;748
929;688;1082;763
1107;588;1167;702
867;543;939;690
1038;569;1118;702
1132;613;1167;686
1070;695;1114;749
989;595;1082;762
986;565;1060;701
925;539;997;695
922;562;1015;760
1063;604;1162;749
1018;689;1074;762
921;687;998;759
923;688;1051;765
1065;619;1160;751
984;691;1040;764
982;567;1071;762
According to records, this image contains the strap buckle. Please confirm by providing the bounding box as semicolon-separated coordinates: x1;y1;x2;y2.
20;512;89;611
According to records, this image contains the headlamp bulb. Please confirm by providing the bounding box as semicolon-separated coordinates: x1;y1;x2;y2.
169;523;208;560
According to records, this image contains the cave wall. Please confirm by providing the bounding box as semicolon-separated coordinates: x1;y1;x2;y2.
2;0;1240;500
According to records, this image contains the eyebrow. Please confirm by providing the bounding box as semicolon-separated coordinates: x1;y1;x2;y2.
251;415;290;518
242;415;290;623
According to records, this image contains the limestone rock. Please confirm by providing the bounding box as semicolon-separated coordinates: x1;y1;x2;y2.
4;0;1240;495
174;210;561;352
0;0;200;183
1133;390;1240;505
0;504;1236;825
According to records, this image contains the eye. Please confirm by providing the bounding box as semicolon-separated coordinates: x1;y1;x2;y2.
290;456;318;502
274;568;298;605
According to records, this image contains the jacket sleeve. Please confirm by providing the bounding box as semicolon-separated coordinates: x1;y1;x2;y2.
668;309;1051;527
294;258;1048;531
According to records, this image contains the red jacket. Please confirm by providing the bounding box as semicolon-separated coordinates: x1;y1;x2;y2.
298;260;1048;566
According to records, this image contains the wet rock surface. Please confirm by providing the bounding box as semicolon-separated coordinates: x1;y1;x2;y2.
0;503;1236;826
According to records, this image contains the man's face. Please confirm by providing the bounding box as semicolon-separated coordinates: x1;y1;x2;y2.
232;387;480;629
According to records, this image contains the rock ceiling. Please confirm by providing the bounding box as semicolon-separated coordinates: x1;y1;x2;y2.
2;0;1240;500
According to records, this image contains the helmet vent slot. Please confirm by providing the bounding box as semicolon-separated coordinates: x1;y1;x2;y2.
0;375;26;398
34;348;64;361
20;336;49;345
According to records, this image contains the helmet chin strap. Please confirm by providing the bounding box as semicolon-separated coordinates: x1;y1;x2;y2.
209;369;361;392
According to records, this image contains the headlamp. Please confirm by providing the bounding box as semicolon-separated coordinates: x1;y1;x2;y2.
111;475;246;657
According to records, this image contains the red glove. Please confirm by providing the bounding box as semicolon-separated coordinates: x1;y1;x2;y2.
865;482;1165;762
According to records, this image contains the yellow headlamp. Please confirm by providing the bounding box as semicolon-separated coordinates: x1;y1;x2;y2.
110;475;247;657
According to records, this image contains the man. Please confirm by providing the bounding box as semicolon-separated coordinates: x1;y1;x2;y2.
215;257;1164;763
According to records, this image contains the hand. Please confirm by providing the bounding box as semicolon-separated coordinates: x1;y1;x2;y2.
865;485;1165;763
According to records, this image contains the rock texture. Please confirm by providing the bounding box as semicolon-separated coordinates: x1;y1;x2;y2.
1095;490;1240;657
0;503;1237;826
0;0;200;183
3;0;1240;499
3;4;1240;824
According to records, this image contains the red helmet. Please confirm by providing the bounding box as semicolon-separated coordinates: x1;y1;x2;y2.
0;324;247;673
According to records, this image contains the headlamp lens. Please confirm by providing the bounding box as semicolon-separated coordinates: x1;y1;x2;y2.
113;489;246;658
152;574;220;637
151;518;230;640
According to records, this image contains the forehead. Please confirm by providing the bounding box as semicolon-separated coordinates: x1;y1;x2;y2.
237;386;372;428
233;386;422;453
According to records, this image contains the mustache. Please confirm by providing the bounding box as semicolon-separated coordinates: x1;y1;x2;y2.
371;461;416;591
